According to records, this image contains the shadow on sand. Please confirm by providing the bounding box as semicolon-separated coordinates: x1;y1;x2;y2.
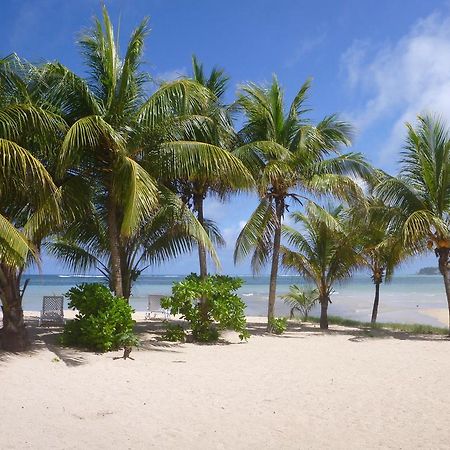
1;316;448;365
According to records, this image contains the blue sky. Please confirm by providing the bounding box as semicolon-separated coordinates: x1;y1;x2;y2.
2;0;450;275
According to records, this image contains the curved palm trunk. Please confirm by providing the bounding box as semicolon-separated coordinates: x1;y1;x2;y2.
0;265;29;351
267;200;283;332
194;194;209;323
437;247;450;335
319;295;329;330
107;194;123;298
371;282;381;325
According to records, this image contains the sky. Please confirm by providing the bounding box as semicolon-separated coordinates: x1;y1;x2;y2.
2;0;450;275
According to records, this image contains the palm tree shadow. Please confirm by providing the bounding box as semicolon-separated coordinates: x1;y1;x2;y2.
245;320;450;342
30;326;89;367
298;321;450;342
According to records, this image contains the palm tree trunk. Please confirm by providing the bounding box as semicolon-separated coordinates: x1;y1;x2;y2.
371;282;381;325
319;295;329;329
267;199;283;332
107;194;123;298
437;247;450;335
194;193;209;323
0;265;29;351
194;194;208;278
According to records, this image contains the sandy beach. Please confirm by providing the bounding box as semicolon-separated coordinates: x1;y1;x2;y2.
1;313;449;449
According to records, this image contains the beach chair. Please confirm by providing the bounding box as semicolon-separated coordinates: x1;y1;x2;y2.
145;295;170;320
39;296;64;326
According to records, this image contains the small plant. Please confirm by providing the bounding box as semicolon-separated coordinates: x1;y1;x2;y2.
61;283;136;352
162;324;187;342
161;274;249;342
282;285;318;320
269;317;288;335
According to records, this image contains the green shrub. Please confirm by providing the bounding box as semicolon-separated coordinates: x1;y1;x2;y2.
269;317;288;335
161;273;250;342
61;283;136;352
162;324;187;342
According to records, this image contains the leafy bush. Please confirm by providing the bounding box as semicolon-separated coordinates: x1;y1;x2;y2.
61;283;136;352
162;323;187;342
269;317;288;335
161;274;250;342
281;285;318;319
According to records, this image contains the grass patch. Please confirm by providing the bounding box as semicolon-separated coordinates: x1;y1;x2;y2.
306;315;448;335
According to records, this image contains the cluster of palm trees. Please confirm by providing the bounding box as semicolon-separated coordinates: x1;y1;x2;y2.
1;7;450;351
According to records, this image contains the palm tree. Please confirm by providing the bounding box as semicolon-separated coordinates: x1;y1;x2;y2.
150;56;254;279
48;188;219;299
376;115;450;334
0;55;63;351
350;197;409;324
39;7;218;297
281;202;362;329
281;285;318;320
234;77;371;331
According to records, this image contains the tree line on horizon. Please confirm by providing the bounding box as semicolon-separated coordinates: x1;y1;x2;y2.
1;6;450;351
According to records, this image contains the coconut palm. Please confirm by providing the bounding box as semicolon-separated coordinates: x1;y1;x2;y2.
281;284;318;319
48;188;219;299
281;202;362;329
39;7;219;297
234;77;371;331
0;55;64;350
376;115;450;334
149;56;254;280
350;197;409;324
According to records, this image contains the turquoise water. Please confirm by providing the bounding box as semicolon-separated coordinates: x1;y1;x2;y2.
17;273;448;327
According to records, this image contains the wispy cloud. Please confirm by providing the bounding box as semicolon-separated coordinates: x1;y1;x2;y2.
341;11;450;163
284;32;326;68
154;67;187;84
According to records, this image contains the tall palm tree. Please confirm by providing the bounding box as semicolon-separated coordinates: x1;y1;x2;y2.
281;202;362;329
234;77;371;331
376;115;450;334
48;188;219;299
150;56;254;280
39;7;217;297
350;197;409;324
0;55;63;351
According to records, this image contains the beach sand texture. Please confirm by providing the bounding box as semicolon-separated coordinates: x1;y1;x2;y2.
1;315;449;449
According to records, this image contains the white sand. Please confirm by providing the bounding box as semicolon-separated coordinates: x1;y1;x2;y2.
421;308;449;327
1;314;450;449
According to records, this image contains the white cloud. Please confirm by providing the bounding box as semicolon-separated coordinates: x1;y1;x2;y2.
222;221;247;249
285;32;327;68
341;12;450;163
154;67;187;83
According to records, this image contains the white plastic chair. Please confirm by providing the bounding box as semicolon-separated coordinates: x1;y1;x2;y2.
145;295;170;320
39;296;64;326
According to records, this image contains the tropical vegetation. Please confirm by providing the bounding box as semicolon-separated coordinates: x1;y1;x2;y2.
281;202;362;329
161;274;249;342
2;6;450;353
377;115;450;334
233;77;372;331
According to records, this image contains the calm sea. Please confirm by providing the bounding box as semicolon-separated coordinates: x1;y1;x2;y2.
18;273;448;327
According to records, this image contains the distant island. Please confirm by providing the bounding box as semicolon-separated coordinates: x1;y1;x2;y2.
417;267;440;275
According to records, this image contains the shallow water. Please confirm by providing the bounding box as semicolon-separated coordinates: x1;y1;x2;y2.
17;273;448;327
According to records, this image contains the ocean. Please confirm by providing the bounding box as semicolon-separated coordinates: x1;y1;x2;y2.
18;273;448;327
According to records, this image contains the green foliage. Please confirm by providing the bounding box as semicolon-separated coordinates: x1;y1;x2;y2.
281;285;318;319
161;273;249;342
61;283;136;352
162;323;187;342
268;317;288;335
